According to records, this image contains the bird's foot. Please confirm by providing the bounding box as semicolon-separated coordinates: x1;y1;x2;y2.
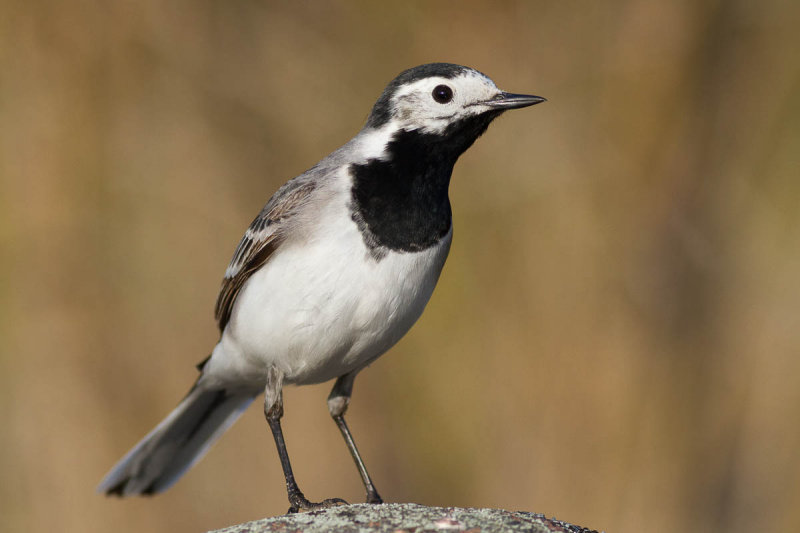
365;493;383;504
287;494;348;514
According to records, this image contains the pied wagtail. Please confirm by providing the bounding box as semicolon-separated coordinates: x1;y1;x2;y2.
98;63;545;512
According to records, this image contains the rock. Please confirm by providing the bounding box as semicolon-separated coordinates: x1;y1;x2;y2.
208;503;600;533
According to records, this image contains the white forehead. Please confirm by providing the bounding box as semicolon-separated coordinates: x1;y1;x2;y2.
392;69;499;102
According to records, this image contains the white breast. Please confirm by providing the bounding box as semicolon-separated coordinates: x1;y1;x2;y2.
206;177;452;389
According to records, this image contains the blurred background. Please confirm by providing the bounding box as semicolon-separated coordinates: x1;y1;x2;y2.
1;1;799;532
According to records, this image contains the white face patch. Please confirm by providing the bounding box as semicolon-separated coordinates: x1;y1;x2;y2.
388;69;501;135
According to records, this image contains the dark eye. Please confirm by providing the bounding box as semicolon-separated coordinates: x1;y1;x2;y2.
432;84;453;104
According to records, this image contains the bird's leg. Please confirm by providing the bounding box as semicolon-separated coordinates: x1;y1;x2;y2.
327;373;383;504
264;367;347;513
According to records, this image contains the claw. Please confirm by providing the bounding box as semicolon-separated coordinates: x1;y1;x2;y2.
287;496;348;514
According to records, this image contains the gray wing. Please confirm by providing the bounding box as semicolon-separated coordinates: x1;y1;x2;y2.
214;176;317;331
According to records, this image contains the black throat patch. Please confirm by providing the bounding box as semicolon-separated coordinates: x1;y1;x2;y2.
350;113;500;258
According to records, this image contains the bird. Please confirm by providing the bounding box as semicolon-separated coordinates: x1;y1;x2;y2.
98;62;545;512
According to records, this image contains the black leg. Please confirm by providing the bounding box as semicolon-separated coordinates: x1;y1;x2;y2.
328;373;383;504
264;369;347;513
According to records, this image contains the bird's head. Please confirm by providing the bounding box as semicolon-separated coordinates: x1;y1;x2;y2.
364;63;545;138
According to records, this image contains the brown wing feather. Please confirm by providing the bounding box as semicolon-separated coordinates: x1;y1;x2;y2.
213;179;317;332
214;237;281;330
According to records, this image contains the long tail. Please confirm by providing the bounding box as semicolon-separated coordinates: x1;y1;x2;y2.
98;385;256;496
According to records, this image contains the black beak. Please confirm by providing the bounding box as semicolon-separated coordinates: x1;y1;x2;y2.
481;92;546;109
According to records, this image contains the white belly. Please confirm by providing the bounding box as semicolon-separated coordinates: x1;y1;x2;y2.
208;210;452;388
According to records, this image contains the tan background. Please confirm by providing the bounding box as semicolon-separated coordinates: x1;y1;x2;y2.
2;2;799;532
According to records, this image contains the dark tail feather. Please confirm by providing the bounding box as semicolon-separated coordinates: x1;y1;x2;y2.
98;386;255;496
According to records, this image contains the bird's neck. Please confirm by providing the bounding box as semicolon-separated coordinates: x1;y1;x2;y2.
349;128;458;255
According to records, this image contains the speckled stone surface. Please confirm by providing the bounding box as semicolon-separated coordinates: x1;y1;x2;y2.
207;503;601;533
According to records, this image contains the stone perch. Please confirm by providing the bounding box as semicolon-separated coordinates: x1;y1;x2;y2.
207;503;601;533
